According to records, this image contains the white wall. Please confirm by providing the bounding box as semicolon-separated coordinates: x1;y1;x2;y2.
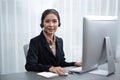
116;0;120;58
0;0;119;74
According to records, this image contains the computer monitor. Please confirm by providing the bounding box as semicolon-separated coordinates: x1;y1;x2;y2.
82;16;118;75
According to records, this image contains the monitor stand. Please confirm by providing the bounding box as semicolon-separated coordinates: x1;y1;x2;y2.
89;37;115;76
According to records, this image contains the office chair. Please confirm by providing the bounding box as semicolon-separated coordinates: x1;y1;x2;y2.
23;44;29;58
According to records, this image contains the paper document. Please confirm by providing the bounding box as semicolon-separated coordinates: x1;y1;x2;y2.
37;72;58;78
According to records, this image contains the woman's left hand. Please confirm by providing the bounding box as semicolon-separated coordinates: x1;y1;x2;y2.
74;62;82;67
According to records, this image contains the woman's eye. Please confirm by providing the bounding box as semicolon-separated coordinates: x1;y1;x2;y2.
45;20;50;23
53;20;57;23
44;19;58;23
53;21;57;23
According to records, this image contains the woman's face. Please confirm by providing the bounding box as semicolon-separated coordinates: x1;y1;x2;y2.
43;13;59;35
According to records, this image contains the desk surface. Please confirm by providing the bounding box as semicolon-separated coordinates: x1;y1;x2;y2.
1;61;120;80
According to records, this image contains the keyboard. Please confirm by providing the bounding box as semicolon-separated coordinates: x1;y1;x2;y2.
68;67;82;73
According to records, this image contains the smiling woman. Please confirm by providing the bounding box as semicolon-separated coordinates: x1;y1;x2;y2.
0;0;119;75
25;9;82;75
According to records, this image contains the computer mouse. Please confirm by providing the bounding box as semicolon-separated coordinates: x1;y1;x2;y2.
60;72;68;76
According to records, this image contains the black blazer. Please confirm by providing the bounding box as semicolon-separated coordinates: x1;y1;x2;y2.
25;31;75;72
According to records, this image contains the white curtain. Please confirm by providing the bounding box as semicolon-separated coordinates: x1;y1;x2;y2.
0;0;118;74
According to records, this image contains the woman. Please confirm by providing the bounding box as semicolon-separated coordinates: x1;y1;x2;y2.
25;9;82;75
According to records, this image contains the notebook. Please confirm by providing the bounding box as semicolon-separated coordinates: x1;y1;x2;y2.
37;72;58;78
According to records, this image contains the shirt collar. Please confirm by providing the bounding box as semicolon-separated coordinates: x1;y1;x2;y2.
43;30;56;45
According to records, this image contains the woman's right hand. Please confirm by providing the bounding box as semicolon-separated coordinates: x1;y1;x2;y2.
49;66;67;75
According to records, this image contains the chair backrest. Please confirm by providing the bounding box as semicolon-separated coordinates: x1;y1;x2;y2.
23;44;29;58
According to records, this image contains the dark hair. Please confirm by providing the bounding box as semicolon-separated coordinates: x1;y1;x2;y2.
40;9;61;28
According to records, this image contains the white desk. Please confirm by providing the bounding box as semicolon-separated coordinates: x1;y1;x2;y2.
1;60;120;80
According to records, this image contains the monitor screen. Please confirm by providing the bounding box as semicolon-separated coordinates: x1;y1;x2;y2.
82;16;118;72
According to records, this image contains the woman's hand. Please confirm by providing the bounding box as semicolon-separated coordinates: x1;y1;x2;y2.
49;66;67;75
74;62;82;67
